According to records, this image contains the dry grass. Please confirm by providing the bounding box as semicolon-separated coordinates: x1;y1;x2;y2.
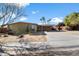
0;34;47;43
24;34;47;42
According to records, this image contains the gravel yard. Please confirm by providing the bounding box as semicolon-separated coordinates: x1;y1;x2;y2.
0;34;47;43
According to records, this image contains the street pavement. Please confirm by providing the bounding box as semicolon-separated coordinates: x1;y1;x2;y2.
47;31;79;47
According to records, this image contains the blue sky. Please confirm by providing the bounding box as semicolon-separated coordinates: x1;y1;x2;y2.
17;3;79;25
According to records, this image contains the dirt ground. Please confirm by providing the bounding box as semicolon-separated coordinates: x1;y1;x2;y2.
0;34;47;43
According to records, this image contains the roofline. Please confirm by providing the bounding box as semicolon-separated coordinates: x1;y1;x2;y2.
9;22;38;25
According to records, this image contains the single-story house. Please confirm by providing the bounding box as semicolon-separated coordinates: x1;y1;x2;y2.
7;22;37;35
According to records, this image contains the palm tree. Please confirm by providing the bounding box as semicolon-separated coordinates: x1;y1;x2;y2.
40;17;46;25
47;19;51;25
40;17;46;31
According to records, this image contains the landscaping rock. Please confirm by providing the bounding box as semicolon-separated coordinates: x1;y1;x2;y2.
3;34;8;37
18;35;24;38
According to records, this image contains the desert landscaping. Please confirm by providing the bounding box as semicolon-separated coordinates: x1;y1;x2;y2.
0;34;47;43
0;31;79;56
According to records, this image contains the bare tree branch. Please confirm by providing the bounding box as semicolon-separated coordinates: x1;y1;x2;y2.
0;3;26;28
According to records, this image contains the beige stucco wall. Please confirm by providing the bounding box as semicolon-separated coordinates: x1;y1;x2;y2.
9;23;37;35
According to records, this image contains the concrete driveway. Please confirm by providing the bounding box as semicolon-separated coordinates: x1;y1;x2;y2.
47;31;79;47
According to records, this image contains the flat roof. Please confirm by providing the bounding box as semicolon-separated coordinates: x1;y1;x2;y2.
10;22;38;25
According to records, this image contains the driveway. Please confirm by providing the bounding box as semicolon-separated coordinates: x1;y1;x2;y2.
47;31;79;47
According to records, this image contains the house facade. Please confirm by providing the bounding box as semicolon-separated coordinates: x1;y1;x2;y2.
8;22;37;35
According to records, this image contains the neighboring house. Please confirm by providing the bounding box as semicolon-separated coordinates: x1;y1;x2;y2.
8;22;37;35
37;25;55;31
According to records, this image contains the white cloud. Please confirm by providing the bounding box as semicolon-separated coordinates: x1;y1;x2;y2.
19;16;28;21
50;17;63;25
3;3;30;8
38;23;42;25
32;11;36;14
38;17;63;25
32;10;39;14
15;3;30;8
